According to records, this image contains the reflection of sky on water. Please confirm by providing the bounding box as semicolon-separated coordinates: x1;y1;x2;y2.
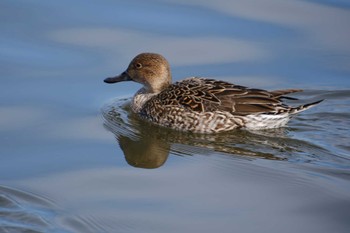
167;0;350;53
49;28;268;65
1;0;350;87
1;1;350;232
11;161;350;233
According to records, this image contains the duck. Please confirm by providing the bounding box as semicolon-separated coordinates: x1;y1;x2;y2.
104;53;322;133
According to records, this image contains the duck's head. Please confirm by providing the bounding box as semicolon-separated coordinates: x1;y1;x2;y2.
104;53;172;93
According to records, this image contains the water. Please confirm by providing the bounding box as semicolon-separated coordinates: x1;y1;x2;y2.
1;0;350;232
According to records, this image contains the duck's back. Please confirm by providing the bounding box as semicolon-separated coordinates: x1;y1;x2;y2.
137;77;303;133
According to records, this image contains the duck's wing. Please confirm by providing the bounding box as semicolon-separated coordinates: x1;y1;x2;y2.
157;78;300;115
269;89;302;100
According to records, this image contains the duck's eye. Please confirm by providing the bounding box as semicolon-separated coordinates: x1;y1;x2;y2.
135;63;142;69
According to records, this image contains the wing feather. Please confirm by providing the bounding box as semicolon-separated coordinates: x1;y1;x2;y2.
151;78;298;115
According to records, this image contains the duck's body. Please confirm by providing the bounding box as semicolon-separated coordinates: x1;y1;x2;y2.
104;53;322;133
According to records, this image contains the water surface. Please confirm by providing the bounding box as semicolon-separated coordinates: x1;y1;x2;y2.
1;0;350;232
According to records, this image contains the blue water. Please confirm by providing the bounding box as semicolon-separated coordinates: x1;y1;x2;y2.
1;1;350;232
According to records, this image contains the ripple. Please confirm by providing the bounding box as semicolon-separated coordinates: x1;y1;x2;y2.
0;185;55;233
0;185;113;233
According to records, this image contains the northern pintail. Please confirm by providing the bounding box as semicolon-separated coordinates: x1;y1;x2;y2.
104;53;322;133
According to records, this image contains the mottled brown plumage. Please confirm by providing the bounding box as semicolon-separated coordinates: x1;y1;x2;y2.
148;78;302;114
104;53;323;133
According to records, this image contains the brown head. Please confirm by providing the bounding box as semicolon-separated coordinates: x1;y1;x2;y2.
104;53;172;93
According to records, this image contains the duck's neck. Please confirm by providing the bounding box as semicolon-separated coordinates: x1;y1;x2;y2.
131;87;157;113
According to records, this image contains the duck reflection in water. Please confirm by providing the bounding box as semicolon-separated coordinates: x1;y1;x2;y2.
117;134;170;169
102;99;326;169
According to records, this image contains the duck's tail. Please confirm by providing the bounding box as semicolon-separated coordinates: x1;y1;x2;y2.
290;99;324;114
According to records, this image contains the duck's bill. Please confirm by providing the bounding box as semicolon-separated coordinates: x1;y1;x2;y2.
104;71;131;83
